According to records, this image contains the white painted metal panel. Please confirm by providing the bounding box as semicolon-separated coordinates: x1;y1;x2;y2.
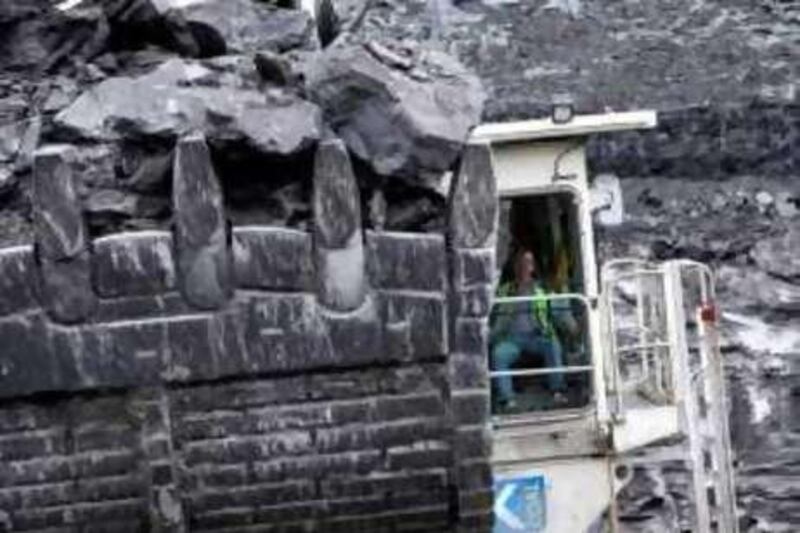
612;406;680;453
492;414;607;463
494;458;614;533
471;110;657;144
489;140;588;197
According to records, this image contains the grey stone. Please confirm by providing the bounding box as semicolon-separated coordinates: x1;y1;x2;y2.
314;0;368;46
616;466;680;532
314;139;361;249
0;2;109;74
103;0;316;57
92;231;177;298
775;192;798;218
313;138;366;312
453;249;494;289
13;115;41;172
211;310;251;378
365;41;413;71
84;189;170;220
453;317;489;356
0;314;59;398
452;390;490;426
366;231;446;292
752;225;800;281
43;76;80;113
124;150;173;194
163;310;250;384
100;0;199;56
448;143;497;249
0;120;29;163
385;194;446;232
94;293;187;323
0;92;28;127
386;442;450;471
244;294;335;373
166;315;218;382
383;315;414;362
38;250;97;324
381;294;447;360
308;40;484;184
32;145;97;324
717;266;800;315
450;353;490;389
101;321;169;387
55;58;323;157
254;50;295;86
314;0;340;48
33;145;86;261
232;227;314;292
313;238;366;311
173;132;231;310
167;1;317;56
543;0;582;16
755;190;774;207
454;426;491;460
65;143;118;191
322;298;385;366
457;285;493;318
0;246;38;317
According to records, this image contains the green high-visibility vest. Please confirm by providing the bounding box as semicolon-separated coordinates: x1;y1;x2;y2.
494;281;556;339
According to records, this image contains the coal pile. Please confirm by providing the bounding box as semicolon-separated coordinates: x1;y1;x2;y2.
0;0;484;245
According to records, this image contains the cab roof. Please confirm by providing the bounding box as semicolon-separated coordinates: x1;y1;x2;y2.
470;110;657;145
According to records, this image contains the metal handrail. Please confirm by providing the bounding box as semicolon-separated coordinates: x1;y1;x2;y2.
489;293;594;414
601;260;677;415
493;292;592;306
603;269;666;283
491;366;594;378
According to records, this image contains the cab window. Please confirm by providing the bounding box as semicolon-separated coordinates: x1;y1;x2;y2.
490;191;592;416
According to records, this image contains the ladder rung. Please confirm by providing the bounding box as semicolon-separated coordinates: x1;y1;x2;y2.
616;341;671;354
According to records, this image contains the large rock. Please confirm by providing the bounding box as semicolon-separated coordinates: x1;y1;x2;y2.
752;224;800;281
308;40;484;185
101;0;198;55
84;189;170;221
314;0;369;47
170;0;317;55
102;0;316;56
0;2;109;74
55;58;323;157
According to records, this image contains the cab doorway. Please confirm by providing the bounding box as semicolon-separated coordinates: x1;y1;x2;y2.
490;190;592;417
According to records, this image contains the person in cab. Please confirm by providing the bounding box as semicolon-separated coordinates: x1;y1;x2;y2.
490;248;568;412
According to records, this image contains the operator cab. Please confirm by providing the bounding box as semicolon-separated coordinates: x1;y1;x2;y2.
472;111;659;425
473;111;738;533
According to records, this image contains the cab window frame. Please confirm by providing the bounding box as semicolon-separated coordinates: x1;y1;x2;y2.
490;184;596;423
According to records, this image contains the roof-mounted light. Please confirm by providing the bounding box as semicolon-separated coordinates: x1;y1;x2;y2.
551;94;574;125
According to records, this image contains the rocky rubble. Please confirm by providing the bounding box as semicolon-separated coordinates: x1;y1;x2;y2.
0;0;484;243
54;57;324;155
308;38;484;183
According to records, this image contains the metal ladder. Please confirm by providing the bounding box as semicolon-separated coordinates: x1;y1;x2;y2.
601;259;738;533
665;260;738;533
